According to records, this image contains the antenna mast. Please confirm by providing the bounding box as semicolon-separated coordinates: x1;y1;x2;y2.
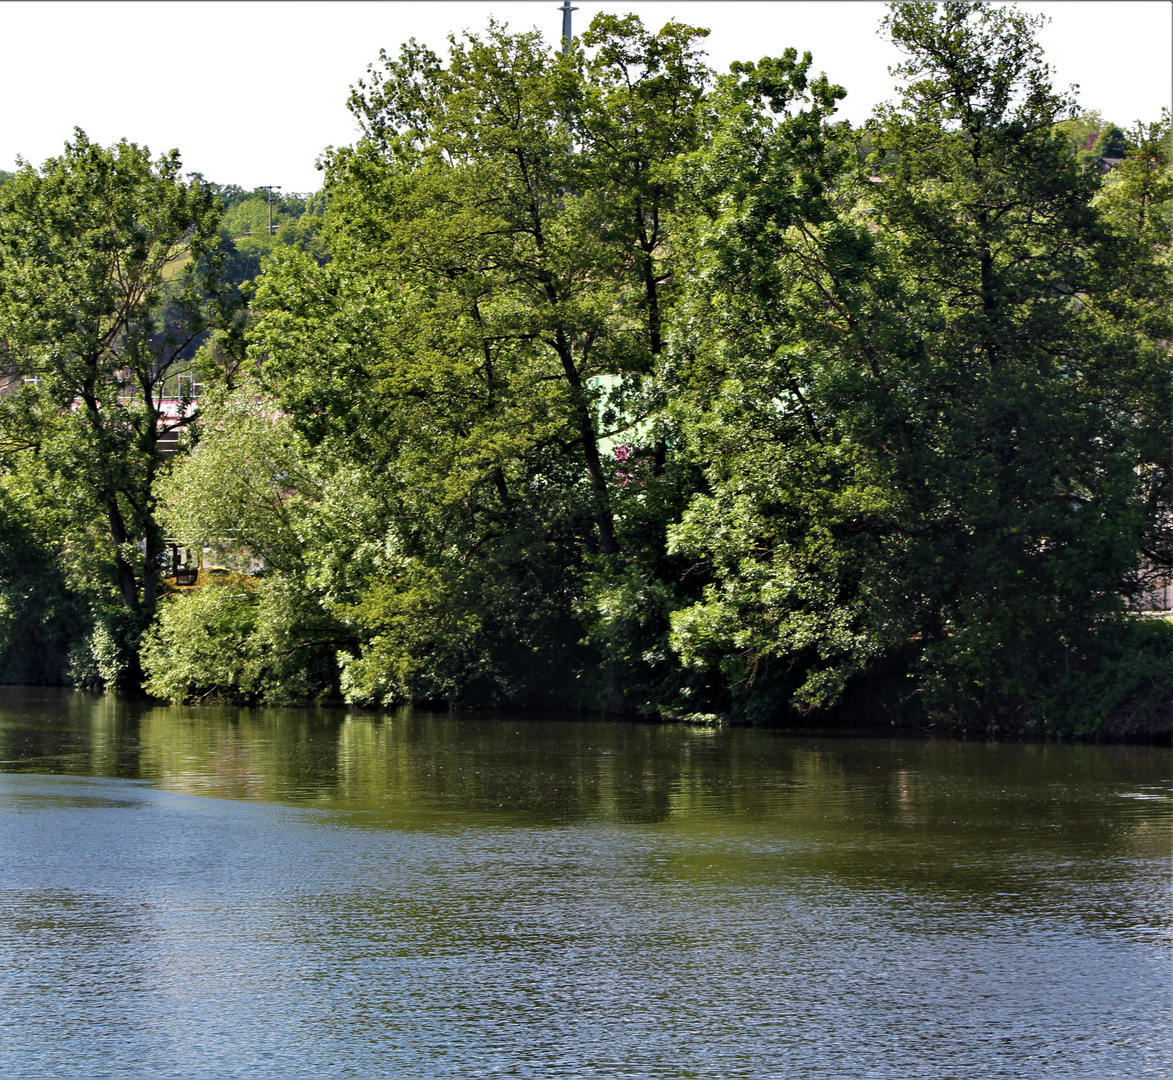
558;0;578;55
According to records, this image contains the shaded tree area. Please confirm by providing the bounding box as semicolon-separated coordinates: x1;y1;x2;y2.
2;2;1171;738
0;150;329;689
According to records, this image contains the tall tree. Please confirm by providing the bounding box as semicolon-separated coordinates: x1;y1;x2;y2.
666;1;1173;730
0;131;241;684
239;17;714;708
870;0;1171;722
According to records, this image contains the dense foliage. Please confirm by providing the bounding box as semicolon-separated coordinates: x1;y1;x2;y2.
1;2;1170;737
0;132;246;686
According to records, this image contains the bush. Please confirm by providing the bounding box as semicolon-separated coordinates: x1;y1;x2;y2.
141;578;340;705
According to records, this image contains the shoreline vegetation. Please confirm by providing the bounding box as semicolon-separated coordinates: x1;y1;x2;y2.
0;2;1170;742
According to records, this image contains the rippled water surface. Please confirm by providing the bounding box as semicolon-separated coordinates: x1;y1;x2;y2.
0;688;1169;1079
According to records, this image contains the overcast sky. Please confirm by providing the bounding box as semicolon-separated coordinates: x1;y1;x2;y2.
3;1;1170;192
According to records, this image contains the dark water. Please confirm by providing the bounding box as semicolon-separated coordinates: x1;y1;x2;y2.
0;688;1169;1079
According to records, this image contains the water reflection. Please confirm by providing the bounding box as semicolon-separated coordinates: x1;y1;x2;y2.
0;688;1169;1079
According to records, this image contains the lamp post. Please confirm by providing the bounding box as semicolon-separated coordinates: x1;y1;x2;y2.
261;185;281;235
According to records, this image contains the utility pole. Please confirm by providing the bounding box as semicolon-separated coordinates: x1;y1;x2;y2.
558;0;578;55
261;185;281;235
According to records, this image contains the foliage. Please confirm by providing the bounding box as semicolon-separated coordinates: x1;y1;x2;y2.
1045;618;1173;739
198;185;330;283
0;131;243;686
228;15;716;710
664;0;1172;729
2;7;1170;739
1055;110;1130;170
222;189;328;266
157;390;319;572
141;387;348;703
141;575;339;705
0;478;83;684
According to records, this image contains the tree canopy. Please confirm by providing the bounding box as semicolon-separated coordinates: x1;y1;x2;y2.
1;3;1170;738
0;131;243;685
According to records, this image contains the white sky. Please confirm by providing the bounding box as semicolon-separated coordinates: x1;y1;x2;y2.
2;1;1170;193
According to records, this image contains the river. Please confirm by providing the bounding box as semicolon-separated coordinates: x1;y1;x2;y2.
0;687;1169;1078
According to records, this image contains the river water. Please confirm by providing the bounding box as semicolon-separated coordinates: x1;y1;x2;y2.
0;687;1168;1079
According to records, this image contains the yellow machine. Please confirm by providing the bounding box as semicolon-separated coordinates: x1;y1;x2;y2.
163;544;254;591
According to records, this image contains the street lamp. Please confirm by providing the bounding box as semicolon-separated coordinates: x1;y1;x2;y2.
260;185;281;235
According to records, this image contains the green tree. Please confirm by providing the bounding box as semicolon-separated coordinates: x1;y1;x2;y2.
1055;110;1130;171
665;49;890;722
1095;111;1173;577
666;1;1172;731
230;16;714;709
0;131;242;685
206;186;329;284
